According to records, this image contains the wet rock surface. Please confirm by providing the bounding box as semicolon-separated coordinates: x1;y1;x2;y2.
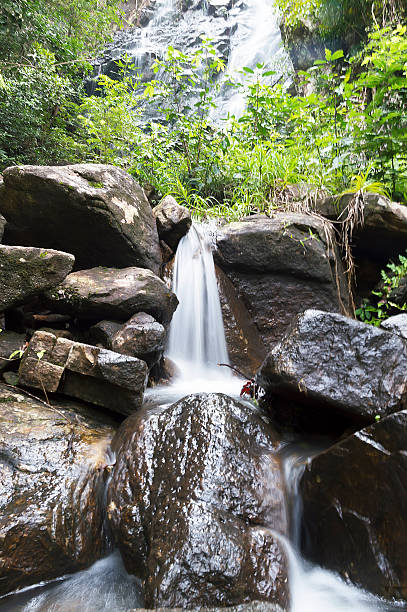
153;196;192;251
19;331;148;415
108;393;289;609
0;383;116;596
257;309;407;425
216;265;266;377
0;164;161;273
300;409;407;600
111;312;166;368
0;245;75;312
45;266;178;325
216;215;348;348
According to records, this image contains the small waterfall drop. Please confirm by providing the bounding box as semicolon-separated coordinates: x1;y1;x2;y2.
167;222;229;377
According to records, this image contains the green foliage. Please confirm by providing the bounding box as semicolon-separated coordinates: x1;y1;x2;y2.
356;251;407;325
0;0;122;167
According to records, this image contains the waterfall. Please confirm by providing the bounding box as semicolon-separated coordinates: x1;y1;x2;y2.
94;0;291;118
166;222;229;377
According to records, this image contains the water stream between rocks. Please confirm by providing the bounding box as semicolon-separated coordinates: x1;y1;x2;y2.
1;223;403;612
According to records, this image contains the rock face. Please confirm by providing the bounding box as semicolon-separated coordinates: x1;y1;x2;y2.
18;331;148;415
153;196;192;250
301;410;407;600
108;393;289;609
46;266;178;324
111;313;166;368
0;245;74;312
216;214;348;349
0;164;161;273
257;309;407;424
216;265;266;377
0;383;116;596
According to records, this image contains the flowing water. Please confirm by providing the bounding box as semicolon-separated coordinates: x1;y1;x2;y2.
92;0;291;117
1;222;404;611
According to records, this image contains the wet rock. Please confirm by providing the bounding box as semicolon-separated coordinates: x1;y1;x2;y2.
0;164;161;273
301;410;407;600
0;383;116;596
0;331;26;372
18;331;148;415
216;265;266;377
108;393;289;609
216;214;348;349
90;320;123;348
0;245;74;312
153;195;192;251
45;266;178;325
111;312;166;368
381;313;407;339
257;309;407;425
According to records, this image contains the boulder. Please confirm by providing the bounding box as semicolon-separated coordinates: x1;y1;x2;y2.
89;320;123;348
316;193;407;295
0;245;74;312
0;164;161;273
301;410;407;601
111;312;166;368
107;393;288;609
45;266;178;325
0;383;116;596
0;331;26;372
257;309;407;425
215;214;349;349
381;313;407;339
153;195;192;251
128;605;284;612
18;331;148;415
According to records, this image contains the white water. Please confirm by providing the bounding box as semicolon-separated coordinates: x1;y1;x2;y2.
212;0;291;117
166;222;230;379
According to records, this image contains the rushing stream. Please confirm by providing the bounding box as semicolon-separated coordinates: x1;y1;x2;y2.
0;222;404;611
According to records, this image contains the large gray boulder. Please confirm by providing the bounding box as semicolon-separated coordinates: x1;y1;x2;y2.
0;245;74;311
301;410;407;601
18;331;148;415
0;384;116;596
216;214;349;349
111;312;166;368
107;393;288;609
46;266;178;325
0;164;161;273
153;195;192;250
257;309;407;424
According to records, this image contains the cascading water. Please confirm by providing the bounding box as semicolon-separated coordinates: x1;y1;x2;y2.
93;0;291;117
167;223;229;376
